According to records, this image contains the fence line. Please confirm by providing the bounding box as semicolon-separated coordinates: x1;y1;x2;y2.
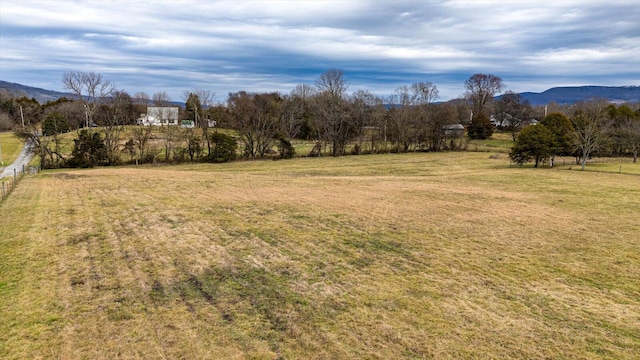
1;165;40;202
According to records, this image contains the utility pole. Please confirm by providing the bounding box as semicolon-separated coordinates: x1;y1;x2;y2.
20;105;25;127
84;104;89;128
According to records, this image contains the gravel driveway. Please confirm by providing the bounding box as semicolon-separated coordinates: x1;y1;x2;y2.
0;142;34;179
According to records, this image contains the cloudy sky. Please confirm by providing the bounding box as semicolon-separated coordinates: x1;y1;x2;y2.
1;0;638;102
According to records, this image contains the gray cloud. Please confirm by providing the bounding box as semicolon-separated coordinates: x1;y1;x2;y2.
0;0;637;101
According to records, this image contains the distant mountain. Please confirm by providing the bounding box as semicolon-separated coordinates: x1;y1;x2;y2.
3;80;639;107
0;80;187;106
0;80;76;103
505;86;640;106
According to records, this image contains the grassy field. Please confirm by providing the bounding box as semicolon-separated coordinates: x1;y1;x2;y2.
1;152;639;359
468;131;514;153
0;131;24;167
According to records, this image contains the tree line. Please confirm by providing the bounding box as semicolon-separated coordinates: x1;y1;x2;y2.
510;101;640;169
1;70;638;169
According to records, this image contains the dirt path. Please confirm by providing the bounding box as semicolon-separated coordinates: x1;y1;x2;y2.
0;142;33;178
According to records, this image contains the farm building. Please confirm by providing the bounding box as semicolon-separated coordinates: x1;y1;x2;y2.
443;123;465;136
137;107;180;126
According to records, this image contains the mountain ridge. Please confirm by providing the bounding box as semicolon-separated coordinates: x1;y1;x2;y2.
0;80;76;103
2;79;639;106
514;85;640;105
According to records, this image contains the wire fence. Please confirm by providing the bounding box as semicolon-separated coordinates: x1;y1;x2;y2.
508;156;639;175
1;165;40;202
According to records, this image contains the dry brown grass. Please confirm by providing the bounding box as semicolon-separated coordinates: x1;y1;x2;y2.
1;152;639;359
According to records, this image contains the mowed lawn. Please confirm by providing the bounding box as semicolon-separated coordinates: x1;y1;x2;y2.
1;152;639;359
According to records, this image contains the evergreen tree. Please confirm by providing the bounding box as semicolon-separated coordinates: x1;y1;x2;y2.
185;93;203;124
467;113;494;140
205;132;237;163
68;129;107;167
42;112;70;136
539;112;573;166
277;137;296;159
510;124;554;167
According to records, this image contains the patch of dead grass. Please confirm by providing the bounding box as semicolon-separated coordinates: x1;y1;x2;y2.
1;153;639;359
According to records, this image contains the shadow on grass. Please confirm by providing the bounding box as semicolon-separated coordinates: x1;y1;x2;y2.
150;262;341;356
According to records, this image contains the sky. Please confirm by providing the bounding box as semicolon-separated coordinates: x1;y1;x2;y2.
1;0;639;103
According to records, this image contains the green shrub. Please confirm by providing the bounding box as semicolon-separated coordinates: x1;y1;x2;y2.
205;132;237;163
467;113;494;140
277;137;295;159
67;130;107;168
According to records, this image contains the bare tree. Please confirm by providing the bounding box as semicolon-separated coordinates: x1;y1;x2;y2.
385;82;440;152
62;71;113;127
197;90;216;128
349;90;382;154
49;101;85;129
447;98;473;125
387;85;421;152
316;69;348;98
97;90;135;164
313;69;353;156
464;73;504;116
161;125;181;162
15;125;65;168
411;81;439;151
183;89;216;155
493;91;533;141
41;104;71;164
132;125;154;163
133;92;150;106
133;92;166;162
152;91;171;107
5;97;42;127
183;89;215;110
410;81;439;105
198;90;218;148
0;112;12;131
432;103;465;151
622;118;640;163
290;84;317;141
228;91;282;159
280;95;303;141
571;101;612;170
0;89;17;102
291;84;317;99
279;85;318;141
130;92;150;122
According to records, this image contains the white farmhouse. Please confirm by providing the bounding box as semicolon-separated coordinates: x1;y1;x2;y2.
137;107;180;126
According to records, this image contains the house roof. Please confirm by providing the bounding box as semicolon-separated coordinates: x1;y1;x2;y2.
147;107;179;120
